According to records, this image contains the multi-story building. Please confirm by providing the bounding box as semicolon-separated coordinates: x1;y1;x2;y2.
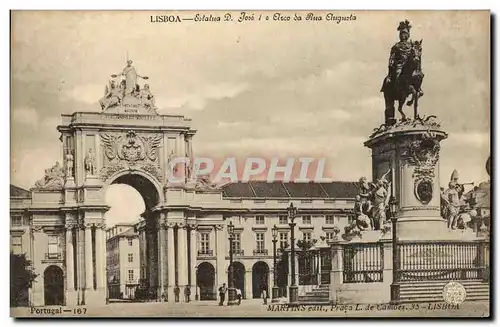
105;224;140;300
135;181;357;301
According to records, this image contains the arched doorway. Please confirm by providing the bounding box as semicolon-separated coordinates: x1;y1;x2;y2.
105;172;161;300
252;261;269;298
228;262;246;299
44;265;64;306
197;262;215;300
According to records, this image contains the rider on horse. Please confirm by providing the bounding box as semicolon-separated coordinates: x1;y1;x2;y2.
382;20;412;92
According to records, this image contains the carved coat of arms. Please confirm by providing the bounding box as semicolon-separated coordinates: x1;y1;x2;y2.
406;131;440;204
100;130;163;181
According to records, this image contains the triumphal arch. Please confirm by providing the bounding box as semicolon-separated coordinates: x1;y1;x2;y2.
30;61;212;306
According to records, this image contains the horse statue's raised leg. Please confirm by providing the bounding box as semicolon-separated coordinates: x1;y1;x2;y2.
413;91;419;119
397;99;407;121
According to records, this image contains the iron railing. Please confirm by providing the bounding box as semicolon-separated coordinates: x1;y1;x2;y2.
45;253;62;260
253;249;268;255
396;241;489;282
343;243;384;283
233;249;244;256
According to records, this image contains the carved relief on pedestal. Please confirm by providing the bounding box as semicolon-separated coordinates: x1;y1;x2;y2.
402;131;441;205
100;130;163;182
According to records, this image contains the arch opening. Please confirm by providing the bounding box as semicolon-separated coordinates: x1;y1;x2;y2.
111;173;160;211
44;265;64;306
197;262;216;301
228;262;246;299
104;172;162;300
252;261;269;299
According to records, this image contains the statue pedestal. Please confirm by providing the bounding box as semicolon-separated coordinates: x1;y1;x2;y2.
364;118;449;240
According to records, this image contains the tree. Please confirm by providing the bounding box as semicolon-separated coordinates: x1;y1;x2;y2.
10;253;38;307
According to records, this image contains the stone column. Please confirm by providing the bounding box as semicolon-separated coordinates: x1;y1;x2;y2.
215;225;226;287
158;221;167;301
95;225;105;290
76;225;85;304
189;224;197;300
167;223;176;301
84;224;94;291
30;226;44;306
65;226;74;291
245;269;252;300
329;240;343;304
177;223;188;301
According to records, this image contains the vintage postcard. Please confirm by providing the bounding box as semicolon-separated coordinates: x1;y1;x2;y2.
10;10;490;318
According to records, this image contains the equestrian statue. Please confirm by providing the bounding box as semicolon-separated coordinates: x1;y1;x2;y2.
381;19;425;125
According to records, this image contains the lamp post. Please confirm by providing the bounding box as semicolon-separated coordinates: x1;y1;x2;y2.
227;221;237;306
195;265;199;301
389;196;400;304
287;203;299;305
271;225;279;303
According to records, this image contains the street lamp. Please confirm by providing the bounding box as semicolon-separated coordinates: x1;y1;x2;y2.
287;203;299;305
389;196;400;304
271;225;279;303
195;265;199;301
227;221;237;306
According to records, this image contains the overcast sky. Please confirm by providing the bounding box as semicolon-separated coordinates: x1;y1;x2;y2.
10;11;490;226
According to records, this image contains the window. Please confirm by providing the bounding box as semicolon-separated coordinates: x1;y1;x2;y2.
279;215;288;225
302;215;312;224
48;235;59;254
11;236;22;254
325;215;335;225
326;232;335;241
279;232;288;249
231;233;241;253
256;233;265;251
12;216;22;227
255;215;265;225
303;232;311;243
128;239;133;246
128;253;133;263
200;233;210;254
128;270;134;282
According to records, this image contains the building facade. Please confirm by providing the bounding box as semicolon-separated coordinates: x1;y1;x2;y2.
135;181;357;301
105;224;140;300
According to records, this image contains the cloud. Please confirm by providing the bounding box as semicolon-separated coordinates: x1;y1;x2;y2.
64;83;106;105
12;107;38;126
157;82;249;111
445;132;490;148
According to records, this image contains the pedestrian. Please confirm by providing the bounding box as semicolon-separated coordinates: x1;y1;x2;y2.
261;288;267;305
218;283;227;306
235;288;242;305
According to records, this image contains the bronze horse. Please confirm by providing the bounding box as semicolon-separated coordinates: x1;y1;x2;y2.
381;40;424;124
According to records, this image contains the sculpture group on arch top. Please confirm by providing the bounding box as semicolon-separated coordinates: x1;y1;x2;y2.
99;59;156;113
